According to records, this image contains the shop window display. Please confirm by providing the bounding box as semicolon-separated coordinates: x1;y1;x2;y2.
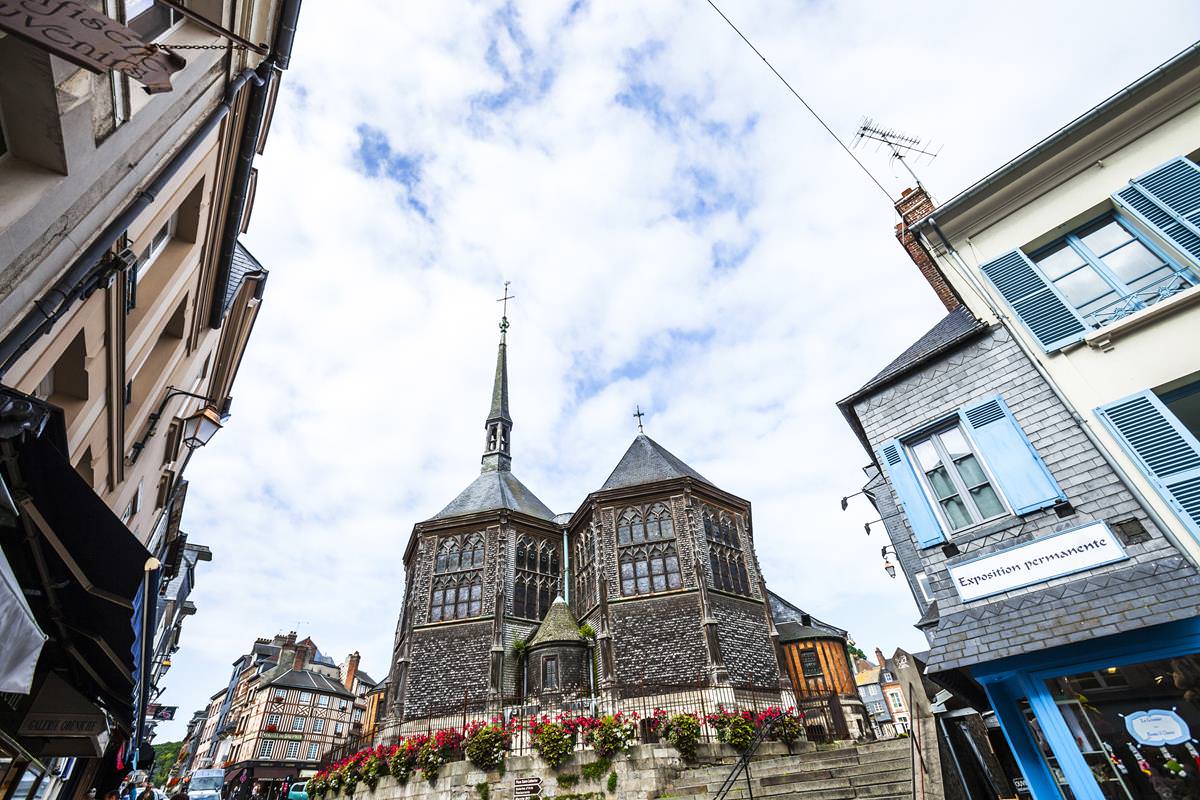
1044;656;1200;799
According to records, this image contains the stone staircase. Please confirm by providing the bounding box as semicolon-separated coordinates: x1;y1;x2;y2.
660;738;914;800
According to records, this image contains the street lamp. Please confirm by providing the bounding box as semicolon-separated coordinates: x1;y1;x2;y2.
181;406;223;449
881;545;897;579
129;387;225;462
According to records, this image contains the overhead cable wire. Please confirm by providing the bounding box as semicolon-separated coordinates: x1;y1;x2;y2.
704;0;895;204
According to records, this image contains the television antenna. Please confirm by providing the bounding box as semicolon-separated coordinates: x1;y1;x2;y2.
852;118;941;191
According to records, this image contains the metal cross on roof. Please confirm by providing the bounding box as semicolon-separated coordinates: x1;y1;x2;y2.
497;281;515;333
633;405;645;433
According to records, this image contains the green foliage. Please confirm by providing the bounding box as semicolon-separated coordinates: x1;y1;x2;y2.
770;714;804;746
465;724;508;772
151;740;183;786
847;644;867;660
583;715;636;758
662;714;702;761
530;721;576;769
579;757;610;782
511;639;528;660
578;623;596;639
416;740;446;781
474;783;489;800
719;716;755;752
606;772;618;793
556;773;580;788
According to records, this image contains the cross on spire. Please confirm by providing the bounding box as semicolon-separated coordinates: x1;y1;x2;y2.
633;405;646;434
497;281;515;337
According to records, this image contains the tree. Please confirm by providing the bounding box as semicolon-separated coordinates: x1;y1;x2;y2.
151;741;183;786
847;644;867;661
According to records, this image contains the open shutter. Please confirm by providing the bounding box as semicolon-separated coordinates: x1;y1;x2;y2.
878;439;945;548
979;250;1088;352
961;395;1064;515
1097;391;1200;540
1113;157;1200;263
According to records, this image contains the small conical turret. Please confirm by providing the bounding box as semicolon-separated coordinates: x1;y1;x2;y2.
481;304;513;472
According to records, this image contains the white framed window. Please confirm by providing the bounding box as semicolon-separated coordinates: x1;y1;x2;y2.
266;714;281;728
915;571;934;603
127;211;178;312
908;424;1007;533
888;690;904;709
257;740;273;759
125;0;183;41
337;699;348;711
311;718;324;734
334;722;344;736
352;708;363;722
285;741;299;760
291;716;305;732
306;743;319;761
298;691;312;704
315;694;329;707
273;688;286;701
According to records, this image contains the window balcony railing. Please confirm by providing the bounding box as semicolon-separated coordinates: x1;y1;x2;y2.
1084;271;1196;328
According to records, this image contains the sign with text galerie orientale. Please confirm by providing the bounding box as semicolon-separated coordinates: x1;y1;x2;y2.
0;0;185;93
948;521;1127;602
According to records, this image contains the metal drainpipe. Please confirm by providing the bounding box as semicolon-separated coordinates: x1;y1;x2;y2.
923;219;1199;570
0;66;265;379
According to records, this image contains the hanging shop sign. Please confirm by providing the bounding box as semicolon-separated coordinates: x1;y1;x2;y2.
1125;709;1190;746
948;521;1127;602
0;0;185;93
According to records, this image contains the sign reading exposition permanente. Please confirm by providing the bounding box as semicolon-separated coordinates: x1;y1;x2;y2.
0;0;185;93
948;521;1128;602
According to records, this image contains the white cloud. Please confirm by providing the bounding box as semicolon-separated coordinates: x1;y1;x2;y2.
153;0;1200;738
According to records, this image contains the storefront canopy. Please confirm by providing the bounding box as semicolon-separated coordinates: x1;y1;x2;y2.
0;390;151;731
0;543;47;693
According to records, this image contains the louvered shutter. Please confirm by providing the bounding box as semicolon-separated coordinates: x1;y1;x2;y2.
960;395;1064;515
1113;157;1200;263
979;250;1088;352
878;439;945;548
1097;391;1200;539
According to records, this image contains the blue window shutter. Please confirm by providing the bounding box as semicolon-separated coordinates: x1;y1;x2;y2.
960;395;1064;515
979;249;1088;351
878;439;945;548
1097;391;1200;540
1113;157;1200;263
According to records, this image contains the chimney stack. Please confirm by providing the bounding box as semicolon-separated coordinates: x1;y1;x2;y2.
293;643;308;671
875;647;887;669
344;652;361;691
894;186;962;312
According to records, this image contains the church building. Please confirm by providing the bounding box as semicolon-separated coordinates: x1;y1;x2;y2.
386;315;789;720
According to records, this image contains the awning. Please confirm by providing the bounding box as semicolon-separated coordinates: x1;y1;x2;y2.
0;389;152;732
0;541;47;693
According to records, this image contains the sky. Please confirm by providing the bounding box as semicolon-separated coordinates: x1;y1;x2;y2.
154;0;1200;739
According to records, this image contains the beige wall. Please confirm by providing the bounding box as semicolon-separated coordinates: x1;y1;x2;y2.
920;90;1200;561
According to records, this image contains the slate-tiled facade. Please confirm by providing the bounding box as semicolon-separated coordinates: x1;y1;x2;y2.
844;320;1200;672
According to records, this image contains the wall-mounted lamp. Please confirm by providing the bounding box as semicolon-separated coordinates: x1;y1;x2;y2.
881;545;897;579
863;518;882;535
840;490;865;511
130;387;225;463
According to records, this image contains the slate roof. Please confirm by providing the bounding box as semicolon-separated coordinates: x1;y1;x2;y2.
768;591;847;639
430;469;556;521
355;670;377;687
600;434;710;491
266;668;355;698
225;241;266;314
528;596;585;648
851;306;985;399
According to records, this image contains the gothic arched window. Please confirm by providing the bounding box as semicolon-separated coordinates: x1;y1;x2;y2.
572;524;598;616
617;503;682;598
429;532;485;622
512;535;559;620
704;508;751;596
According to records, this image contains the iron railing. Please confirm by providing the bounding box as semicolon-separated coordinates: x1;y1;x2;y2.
712;714;777;800
318;682;851;769
1084;271;1195;328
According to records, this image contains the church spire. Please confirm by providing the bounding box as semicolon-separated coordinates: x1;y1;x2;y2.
482;283;515;473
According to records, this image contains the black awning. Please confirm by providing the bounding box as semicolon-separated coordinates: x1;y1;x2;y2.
0;391;152;731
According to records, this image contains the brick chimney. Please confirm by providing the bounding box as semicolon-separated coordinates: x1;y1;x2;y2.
292;643;309;671
343;652;360;691
875;647;887;669
894;186;962;312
